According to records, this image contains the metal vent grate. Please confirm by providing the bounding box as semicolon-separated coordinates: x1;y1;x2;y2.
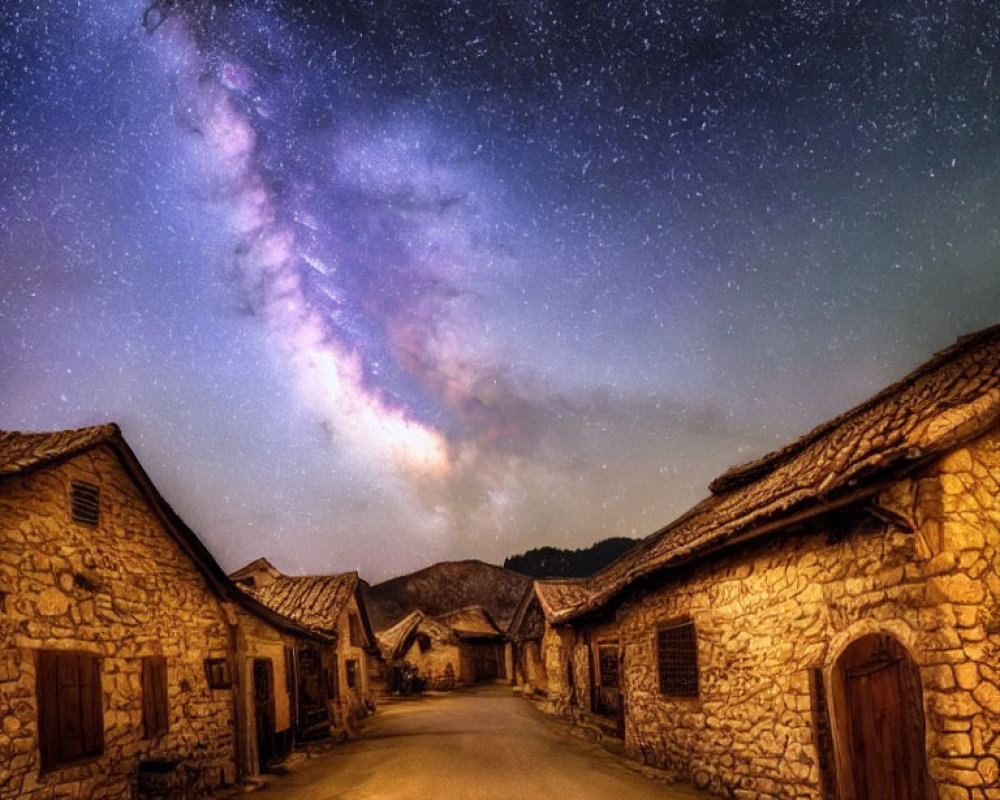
657;619;699;697
71;481;100;526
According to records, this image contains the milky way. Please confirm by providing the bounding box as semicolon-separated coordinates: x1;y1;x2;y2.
2;1;999;580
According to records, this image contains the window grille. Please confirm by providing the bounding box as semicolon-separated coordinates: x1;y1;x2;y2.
70;481;100;526
657;619;699;697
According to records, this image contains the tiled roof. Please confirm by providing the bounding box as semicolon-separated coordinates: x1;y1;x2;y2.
0;424;120;476
533;580;593;621
0;424;332;641
376;606;503;660
558;324;1000;623
435;605;502;640
235;568;361;636
376;611;450;660
229;557;281;583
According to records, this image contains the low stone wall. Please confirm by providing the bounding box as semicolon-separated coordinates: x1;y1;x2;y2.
0;447;236;800
617;431;1000;800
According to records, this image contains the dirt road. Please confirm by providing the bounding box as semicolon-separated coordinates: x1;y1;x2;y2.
248;684;714;800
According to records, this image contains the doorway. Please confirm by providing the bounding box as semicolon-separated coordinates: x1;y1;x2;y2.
253;658;277;771
833;633;929;800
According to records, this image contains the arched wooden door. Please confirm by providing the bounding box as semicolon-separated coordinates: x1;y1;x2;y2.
835;633;929;800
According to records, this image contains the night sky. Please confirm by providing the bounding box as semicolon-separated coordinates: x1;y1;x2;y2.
2;1;999;582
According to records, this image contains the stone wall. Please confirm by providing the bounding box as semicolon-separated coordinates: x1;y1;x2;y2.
333;597;373;728
513;640;547;696
232;608;299;772
539;623;576;714
0;447;236;800
616;428;1000;800
403;638;461;689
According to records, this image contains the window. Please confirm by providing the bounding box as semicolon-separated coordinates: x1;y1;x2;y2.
37;650;104;770
657;619;699;697
348;614;363;647
70;481;100;526
597;643;619;689
142;656;169;738
345;659;358;689
204;658;232;689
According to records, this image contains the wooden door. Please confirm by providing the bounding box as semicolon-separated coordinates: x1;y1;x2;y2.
837;634;927;800
253;658;277;771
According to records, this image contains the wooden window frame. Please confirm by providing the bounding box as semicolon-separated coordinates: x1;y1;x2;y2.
70;481;100;527
204;658;232;689
142;656;169;739
37;650;104;772
656;618;699;698
345;659;358;690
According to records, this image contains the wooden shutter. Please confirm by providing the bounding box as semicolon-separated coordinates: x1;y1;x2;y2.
37;650;104;771
142;656;169;738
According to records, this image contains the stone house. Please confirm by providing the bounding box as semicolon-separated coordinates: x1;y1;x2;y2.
548;324;1000;800
0;424;332;800
509;579;623;734
374;605;506;692
508;581;582;705
230;558;378;734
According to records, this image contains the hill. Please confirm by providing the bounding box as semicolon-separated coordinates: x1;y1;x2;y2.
502;537;640;578
362;559;531;632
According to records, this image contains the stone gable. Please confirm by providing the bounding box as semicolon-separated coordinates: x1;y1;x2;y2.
0;445;235;800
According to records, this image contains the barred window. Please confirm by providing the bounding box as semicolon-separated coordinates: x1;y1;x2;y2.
70;481;100;526
657;619;699;697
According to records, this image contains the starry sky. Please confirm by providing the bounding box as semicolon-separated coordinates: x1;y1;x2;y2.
2;1;999;582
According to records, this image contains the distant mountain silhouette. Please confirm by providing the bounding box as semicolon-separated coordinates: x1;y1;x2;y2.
361;559;530;633
502;537;640;578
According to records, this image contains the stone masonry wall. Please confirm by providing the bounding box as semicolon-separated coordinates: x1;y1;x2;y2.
404;638;462;689
334;597;372;729
617;428;1000;800
539;623;576;714
0;447;236;800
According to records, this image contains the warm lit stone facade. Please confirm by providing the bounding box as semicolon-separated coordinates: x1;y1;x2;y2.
228;558;378;735
616;429;1000;800
0;445;236;800
331;594;374;726
375;607;506;692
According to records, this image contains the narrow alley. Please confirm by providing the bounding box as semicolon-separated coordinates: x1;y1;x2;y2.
247;685;714;800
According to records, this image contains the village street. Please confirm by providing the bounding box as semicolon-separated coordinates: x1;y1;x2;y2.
248;685;715;800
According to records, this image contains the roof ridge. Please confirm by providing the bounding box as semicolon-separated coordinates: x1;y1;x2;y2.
709;324;1000;495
